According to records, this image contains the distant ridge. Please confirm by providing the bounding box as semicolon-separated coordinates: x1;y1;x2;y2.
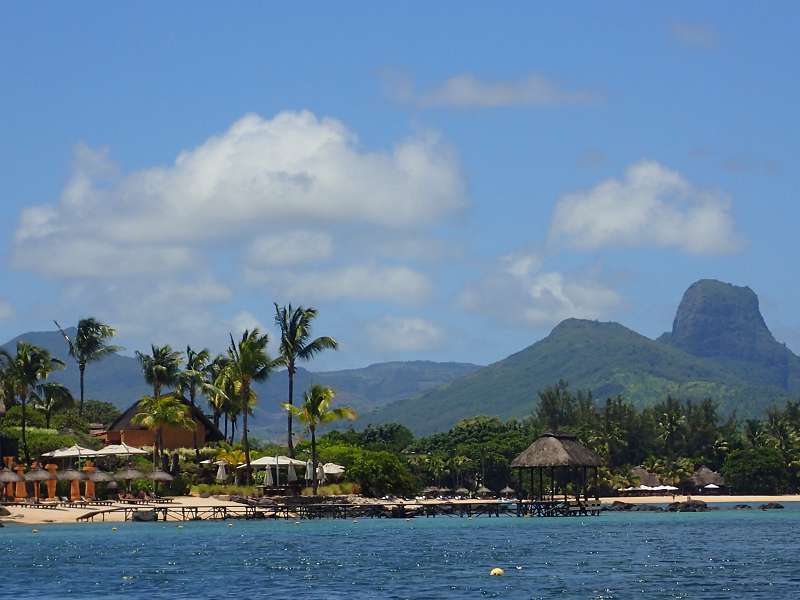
364;279;800;435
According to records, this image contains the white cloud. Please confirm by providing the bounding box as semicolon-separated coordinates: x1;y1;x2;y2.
670;22;718;49
247;231;333;267
0;299;13;320
279;265;432;304
366;316;443;352
229;311;265;335
386;71;598;109
460;252;621;327
13;111;465;278
549;161;741;255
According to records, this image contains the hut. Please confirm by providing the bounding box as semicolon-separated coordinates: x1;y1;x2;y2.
690;466;725;494
101;398;224;450
511;432;602;502
629;466;661;488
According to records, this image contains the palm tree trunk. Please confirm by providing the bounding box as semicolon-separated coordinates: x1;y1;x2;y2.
79;363;86;417
223;413;228;440
190;385;199;462
242;381;251;485
45;409;51;430
287;365;295;458
21;395;29;464
153;427;161;468
311;424;318;495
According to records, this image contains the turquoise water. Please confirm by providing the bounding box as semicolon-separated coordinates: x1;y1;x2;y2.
3;505;800;598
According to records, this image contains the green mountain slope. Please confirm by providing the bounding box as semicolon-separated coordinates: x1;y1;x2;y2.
365;279;800;435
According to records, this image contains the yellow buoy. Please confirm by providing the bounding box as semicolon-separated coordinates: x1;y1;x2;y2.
490;568;504;577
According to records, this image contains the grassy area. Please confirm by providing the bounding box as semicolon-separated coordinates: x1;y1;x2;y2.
300;482;360;496
190;483;260;496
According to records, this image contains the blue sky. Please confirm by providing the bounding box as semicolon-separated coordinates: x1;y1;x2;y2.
1;2;799;370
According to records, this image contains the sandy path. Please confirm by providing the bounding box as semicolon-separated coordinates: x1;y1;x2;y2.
600;494;800;505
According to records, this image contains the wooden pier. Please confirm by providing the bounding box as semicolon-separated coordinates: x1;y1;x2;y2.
76;499;601;523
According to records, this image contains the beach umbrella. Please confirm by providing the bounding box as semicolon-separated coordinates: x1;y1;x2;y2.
107;481;119;490
500;486;515;496
264;466;273;487
287;463;298;483
240;455;306;468
274;456;280;487
24;468;53;482
476;485;492;496
95;443;148;457
455;487;470;496
305;460;313;481
215;462;228;482
323;463;345;476
41;445;99;458
665;485;679;491
316;463;326;485
115;467;145;481
0;468;22;483
87;469;115;483
146;469;174;482
57;468;87;481
704;483;720;489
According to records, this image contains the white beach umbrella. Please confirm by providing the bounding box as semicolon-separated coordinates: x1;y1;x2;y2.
95;443;148;457
704;483;720;489
41;444;99;458
323;463;345;476
215;462;228;482
264;466;273;487
316;463;326;485
274;455;280;487
287;463;297;482
305;460;313;481
665;485;679;491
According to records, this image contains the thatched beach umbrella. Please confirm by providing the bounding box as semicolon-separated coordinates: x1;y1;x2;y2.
500;485;515;497
115;467;145;481
0;467;21;500
146;469;174;482
476;485;492;498
25;468;54;501
455;487;470;496
58;468;87;501
88;469;115;483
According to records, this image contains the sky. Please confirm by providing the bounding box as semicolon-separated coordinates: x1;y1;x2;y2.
1;2;799;370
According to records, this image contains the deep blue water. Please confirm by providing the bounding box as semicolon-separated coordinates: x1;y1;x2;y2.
3;504;800;599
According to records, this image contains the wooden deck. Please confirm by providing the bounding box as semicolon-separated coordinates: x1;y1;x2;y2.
76;499;601;522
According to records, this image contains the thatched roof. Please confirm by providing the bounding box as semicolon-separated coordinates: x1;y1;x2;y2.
510;432;602;468
691;465;724;487
630;466;660;487
107;397;224;442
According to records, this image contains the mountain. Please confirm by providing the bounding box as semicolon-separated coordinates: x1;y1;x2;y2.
364;279;800;435
1;329;479;438
659;279;800;390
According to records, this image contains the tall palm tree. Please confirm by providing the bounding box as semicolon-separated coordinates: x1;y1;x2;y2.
282;384;356;494
226;329;280;481
274;304;338;457
135;344;183;400
55;318;121;416
0;342;65;463
177;346;214;461
32;382;74;429
205;354;230;429
132;394;194;468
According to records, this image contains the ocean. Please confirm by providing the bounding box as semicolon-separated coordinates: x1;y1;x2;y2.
3;504;800;599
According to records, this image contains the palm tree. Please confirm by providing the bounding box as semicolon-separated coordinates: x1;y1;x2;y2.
205;354;230;429
32;382;74;429
274;304;338;457
226;329;280;481
55;318;121;416
135;344;183;400
282;384;356;494
177;346;214;460
132;394;194;468
0;342;65;463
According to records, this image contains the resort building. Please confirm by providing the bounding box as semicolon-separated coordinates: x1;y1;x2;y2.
99;399;224;449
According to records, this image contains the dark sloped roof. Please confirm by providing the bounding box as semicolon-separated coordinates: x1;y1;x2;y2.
511;432;602;468
107;397;224;442
630;466;661;487
691;465;724;487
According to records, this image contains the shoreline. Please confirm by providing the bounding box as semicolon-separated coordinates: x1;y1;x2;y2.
3;494;798;526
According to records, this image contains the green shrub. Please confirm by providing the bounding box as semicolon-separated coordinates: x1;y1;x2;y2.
347;450;417;497
190;483;259;496
2;406;46;428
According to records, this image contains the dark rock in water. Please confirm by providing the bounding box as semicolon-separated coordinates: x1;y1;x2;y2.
132;509;156;522
667;499;709;512
603;501;633;512
732;504;753;510
759;502;784;510
630;504;664;512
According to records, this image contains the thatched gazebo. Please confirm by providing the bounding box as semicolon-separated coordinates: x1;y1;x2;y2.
511;432;602;502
